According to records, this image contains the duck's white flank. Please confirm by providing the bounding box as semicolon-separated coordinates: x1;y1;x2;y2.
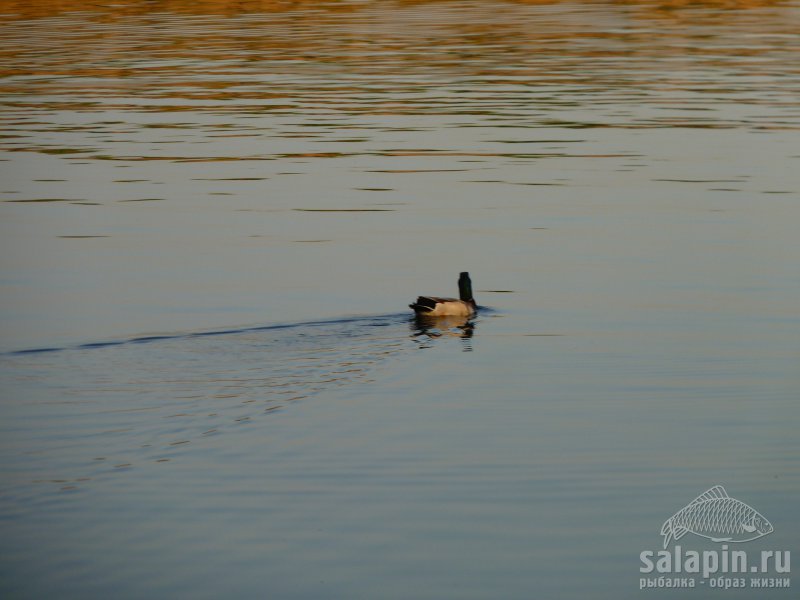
409;272;477;317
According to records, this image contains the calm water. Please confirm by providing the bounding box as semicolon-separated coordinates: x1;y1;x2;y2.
1;1;799;598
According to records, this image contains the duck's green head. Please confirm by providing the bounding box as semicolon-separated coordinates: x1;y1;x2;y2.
458;272;473;302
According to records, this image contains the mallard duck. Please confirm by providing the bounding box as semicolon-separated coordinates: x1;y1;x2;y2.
410;272;477;317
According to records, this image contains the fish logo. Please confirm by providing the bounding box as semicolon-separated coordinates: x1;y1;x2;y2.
661;485;773;549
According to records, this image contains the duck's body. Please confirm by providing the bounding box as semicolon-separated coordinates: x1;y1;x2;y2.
409;295;475;316
410;272;477;317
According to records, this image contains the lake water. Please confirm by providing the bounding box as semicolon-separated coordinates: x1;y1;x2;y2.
1;1;799;598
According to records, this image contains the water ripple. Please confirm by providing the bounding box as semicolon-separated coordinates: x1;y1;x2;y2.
0;312;482;492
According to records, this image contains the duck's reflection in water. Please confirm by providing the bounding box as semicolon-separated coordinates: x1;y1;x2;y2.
410;314;475;352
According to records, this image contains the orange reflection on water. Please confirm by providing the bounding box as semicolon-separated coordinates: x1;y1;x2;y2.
1;0;797;164
0;0;789;20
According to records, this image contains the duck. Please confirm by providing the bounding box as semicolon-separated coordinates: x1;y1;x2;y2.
410;272;477;317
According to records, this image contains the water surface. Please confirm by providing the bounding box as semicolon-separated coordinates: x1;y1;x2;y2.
1;1;799;598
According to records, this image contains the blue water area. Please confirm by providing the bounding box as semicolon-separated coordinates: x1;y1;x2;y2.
1;307;798;599
1;0;799;598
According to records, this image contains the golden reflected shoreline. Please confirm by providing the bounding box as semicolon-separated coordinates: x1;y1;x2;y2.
0;0;790;21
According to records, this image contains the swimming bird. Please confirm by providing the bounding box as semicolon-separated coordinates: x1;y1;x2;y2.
410;272;477;317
